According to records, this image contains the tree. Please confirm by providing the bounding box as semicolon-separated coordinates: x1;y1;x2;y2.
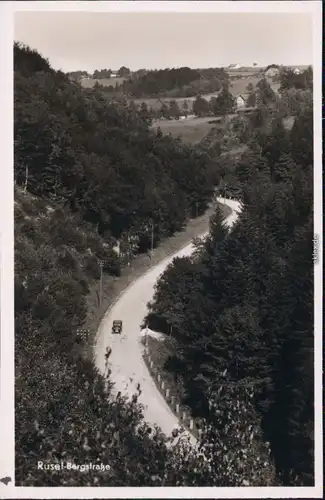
93;69;112;79
169;100;181;120
139;101;150;123
159;102;170;119
193;96;210;117
212;85;235;116
118;66;131;77
256;78;277;107
146;256;203;335
246;83;256;108
290;107;313;167
279;66;313;92
182;100;189;117
261;117;291;167
195;382;277;486
163;381;277;486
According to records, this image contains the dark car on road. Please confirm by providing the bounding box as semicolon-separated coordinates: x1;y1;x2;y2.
112;320;123;334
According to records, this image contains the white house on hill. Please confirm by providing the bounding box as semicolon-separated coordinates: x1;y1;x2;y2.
228;63;241;70
236;95;246;108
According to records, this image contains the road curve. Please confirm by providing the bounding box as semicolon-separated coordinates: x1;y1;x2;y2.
95;198;241;438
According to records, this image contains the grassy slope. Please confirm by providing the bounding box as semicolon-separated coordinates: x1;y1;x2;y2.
152;110;294;145
80;76;127;88
152;119;221;144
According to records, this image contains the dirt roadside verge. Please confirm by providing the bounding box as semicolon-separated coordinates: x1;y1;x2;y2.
82;201;231;361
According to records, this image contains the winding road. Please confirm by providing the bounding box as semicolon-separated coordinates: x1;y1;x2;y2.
95;197;241;438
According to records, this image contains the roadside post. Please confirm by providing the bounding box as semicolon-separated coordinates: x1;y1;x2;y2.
98;259;110;307
151;219;154;257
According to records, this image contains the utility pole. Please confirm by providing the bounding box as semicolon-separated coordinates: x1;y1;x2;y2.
126;230;130;267
151;219;154;256
196;201;199;218
24;164;28;194
98;259;110;307
145;325;149;348
99;260;103;307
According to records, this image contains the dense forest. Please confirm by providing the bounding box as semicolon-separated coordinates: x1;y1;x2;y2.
14;42;313;487
93;66;229;98
146;75;314;485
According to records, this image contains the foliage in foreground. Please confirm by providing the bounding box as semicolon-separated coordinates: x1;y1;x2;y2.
16;334;277;486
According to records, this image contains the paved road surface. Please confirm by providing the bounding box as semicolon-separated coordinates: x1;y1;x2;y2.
95;198;241;439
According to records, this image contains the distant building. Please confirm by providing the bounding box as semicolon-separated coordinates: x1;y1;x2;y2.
110;71;118;78
293;68;301;75
228;63;241;70
113;241;121;257
235;94;246;108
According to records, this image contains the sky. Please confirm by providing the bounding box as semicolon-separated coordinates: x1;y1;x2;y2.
14;11;313;73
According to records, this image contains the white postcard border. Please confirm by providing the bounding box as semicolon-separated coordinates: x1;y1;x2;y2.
0;1;322;498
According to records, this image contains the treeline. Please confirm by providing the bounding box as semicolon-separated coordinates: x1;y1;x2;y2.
127;67;201;95
125;88;236;123
96;66;229;98
93;66;131;78
146;92;314;485
67;70;91;80
279;66;313;92
14;43;278;486
67;66;131;80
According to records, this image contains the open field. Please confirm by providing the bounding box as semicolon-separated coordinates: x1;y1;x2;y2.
132;93;229;113
228;70;263;77
152;110;295;144
152;116;225;144
230;76;280;95
80;76;127;88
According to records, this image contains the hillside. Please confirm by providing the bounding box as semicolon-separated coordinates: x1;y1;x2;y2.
146;98;314;486
14;43;239;487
